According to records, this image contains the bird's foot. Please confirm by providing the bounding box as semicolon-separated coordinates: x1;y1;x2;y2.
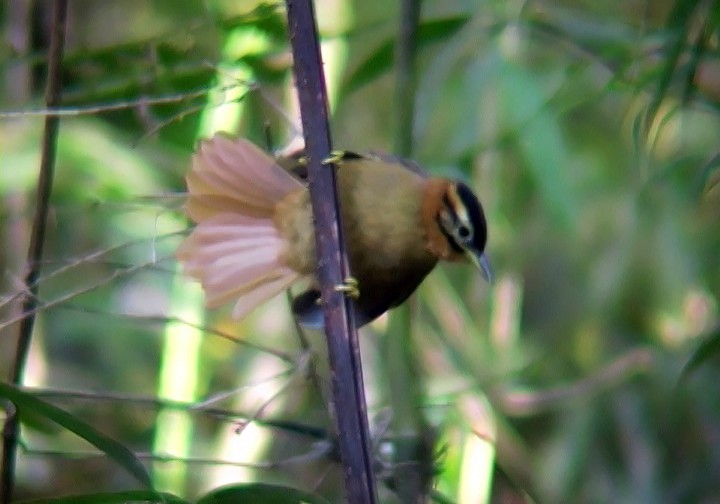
334;277;360;299
322;150;346;166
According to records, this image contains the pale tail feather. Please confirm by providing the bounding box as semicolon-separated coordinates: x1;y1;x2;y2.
178;135;305;319
178;196;301;319
230;272;299;320
211;135;301;201
185;134;303;222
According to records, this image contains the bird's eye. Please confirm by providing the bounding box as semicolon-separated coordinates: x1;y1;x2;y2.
457;225;471;239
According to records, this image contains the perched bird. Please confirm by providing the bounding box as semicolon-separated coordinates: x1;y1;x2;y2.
177;134;491;327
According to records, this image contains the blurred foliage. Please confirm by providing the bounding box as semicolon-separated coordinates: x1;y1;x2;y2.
1;0;720;503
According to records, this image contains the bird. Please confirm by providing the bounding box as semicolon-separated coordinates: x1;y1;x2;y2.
177;134;491;328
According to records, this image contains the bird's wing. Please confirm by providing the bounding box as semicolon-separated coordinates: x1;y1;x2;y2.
277;150;430;181
365;151;430;179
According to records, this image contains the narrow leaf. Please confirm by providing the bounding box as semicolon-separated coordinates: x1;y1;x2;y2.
342;16;470;96
679;326;720;382
0;382;153;490
196;483;332;504
644;0;703;135
693;151;720;198
18;490;188;504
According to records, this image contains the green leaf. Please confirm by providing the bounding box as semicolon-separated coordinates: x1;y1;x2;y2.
693;151;720;198
415;17;493;162
240;53;290;84
526;9;637;61
0;382;154;490
678;326;720;382
342;16;470;97
430;490;457;504
343;40;394;95
196;483;333;504
221;3;289;43
18;490;188;504
643;0;704;136
498;62;576;228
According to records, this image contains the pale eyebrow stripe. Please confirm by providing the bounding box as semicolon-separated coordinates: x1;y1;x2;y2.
447;184;469;225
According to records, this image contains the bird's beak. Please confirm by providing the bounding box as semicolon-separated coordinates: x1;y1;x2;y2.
467;250;493;284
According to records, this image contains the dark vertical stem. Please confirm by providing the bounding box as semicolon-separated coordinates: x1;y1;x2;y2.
386;0;430;501
393;0;421;156
1;0;34;367
3;0;33;104
1;1;68;502
285;1;378;502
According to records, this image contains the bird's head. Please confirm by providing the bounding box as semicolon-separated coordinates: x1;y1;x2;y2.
423;179;493;283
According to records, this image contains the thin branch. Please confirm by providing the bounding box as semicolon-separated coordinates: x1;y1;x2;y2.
497;348;655;416
0;231;184;312
1;2;68;502
21;446;334;470
286;291;329;410
0;259;165;332
285;0;378;502
22;386;329;439
0;83;249;118
59;305;295;362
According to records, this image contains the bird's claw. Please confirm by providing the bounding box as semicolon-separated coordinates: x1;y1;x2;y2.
322;150;346;166
334;277;360;299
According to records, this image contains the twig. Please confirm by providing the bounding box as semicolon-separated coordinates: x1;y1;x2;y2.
1;1;68;502
21;446;333;470
0;260;164;332
497;348;655;416
285;0;378;502
64;306;294;362
0;231;184;312
286;291;329;410
20;385;329;439
0;83;248;118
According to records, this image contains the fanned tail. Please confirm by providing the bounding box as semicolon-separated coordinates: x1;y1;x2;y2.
177;134;304;319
